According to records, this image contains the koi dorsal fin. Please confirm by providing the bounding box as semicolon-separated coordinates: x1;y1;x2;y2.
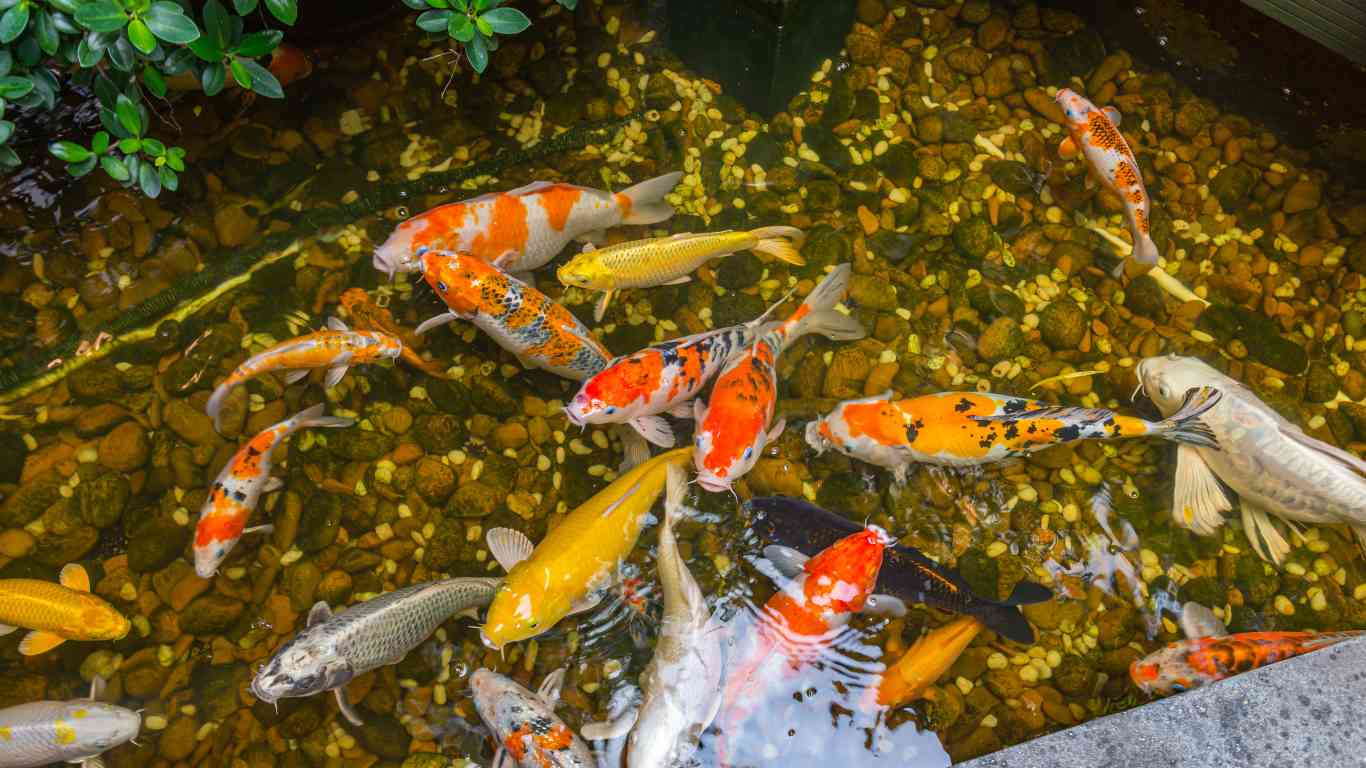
307;601;333;628
60;563;90;592
1180;601;1228;639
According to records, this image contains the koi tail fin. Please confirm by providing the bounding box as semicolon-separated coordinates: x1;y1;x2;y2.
1116;230;1160;279
748;226;807;266
1150;386;1221;448
291;402;355;431
616;171;683;225
781;264;865;345
975;580;1051;644
663;463;686;534
205;382;233;434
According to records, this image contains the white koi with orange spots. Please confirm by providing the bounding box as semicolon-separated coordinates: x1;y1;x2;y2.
470;668;593;768
693;264;865;493
204;318;402;432
194;403;354;578
373;172;683;277
1055;88;1158;275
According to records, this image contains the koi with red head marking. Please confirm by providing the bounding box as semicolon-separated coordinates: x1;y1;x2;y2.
373;172;683;278
204;318;401;433
194;404;353;578
805;387;1221;484
417;250;611;382
693;264;865;493
1131;631;1361;696
1054;87;1158;277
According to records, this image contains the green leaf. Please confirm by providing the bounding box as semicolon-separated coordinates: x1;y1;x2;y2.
76;35;104;65
141;65;166;97
0;49;11;76
0;75;31;98
232;0;256;13
556;0;576;9
415;9;450;32
74;0;127;32
106;34;134;70
239;58;280;98
126;17;155;52
186;35;221;61
141;136;165;155
453;0;467;10
159;164;177;191
400;0;426;8
233;28;279;57
201;0;228;49
50;141;92;162
143;3;198;43
101;153;129;180
138;160;160;196
115;93;142;135
0;145;18;169
426;0;448;7
474;14;491;37
161;46;194;73
91;130;110;154
50;10;79;34
69;155;98;177
464;32;487;73
117;136;141;152
228;55;249;88
262;0;295;25
32;8;58;54
0;3;30;43
474;0;492;9
449;13;473;41
49;0;80;14
200;60;225;94
0;119;15;144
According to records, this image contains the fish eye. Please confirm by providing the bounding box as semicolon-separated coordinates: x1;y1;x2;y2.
605;406;615;414
1158;383;1172;399
743;447;753;460
437;281;448;293
416;246;429;256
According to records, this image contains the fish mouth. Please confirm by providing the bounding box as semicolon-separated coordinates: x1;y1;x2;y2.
563;407;585;428
695;475;731;494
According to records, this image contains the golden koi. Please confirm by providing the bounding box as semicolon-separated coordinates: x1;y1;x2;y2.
339;287;450;379
0;564;129;656
873;616;983;708
557;226;807;321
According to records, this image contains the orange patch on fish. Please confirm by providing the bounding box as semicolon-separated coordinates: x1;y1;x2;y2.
841;400;913;446
614;191;632;220
1085;111;1129;155
195;512;244;547
538;185;582;231
471;194;529;260
534;723;575;751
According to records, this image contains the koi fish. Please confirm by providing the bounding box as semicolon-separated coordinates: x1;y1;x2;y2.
1054;88;1158;276
204;318;402;432
373;172;683;277
339;287;450;379
805;387;1222;483
469;668;594;768
479;447;693;650
693;264;865;493
0;564;129;656
250;577;500;725
0;676;140;768
1130;602;1362;696
557;226;807;322
746;497;1049;643
416;250;611;382
719;525;892;738
194;403;354;579
874;616;983;708
1139;354;1366;564
563;293;791;448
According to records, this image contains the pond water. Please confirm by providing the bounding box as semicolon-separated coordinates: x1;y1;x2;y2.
1;1;1364;767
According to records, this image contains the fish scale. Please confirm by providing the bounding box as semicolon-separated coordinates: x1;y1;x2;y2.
322;578;501;669
0;700;140;768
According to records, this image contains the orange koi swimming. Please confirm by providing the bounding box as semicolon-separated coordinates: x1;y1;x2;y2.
373;172;683;278
719;526;892;739
339;287;450;379
805;388;1221;483
1131;631;1361;696
693;264;865;493
194;403;353;578
205;318;402;432
873;616;983;708
0;564;129;656
417;250;612;382
564;294;790;448
1055;88;1158;276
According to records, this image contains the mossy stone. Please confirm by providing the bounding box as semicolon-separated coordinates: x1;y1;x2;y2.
193;662;249;724
989;161;1038;196
180;594;245;635
413;413;467;456
815;472;880;520
1124;274;1168;321
297;494;342;553
468;375;518;417
426;379;472;418
968;283;1025;320
348;713;411;761
802;226;851;271
956;548;999;599
127;516;190;573
710;290;766;330
1180;576;1225;609
1038;299;1086;350
977;316;1023;362
805;179;842;212
605;322;654;355
1053;655;1095;696
876;143;918;185
953;216;995;262
716;251;763;290
1209;163;1257;209
329;428;393;462
1305;361;1340;403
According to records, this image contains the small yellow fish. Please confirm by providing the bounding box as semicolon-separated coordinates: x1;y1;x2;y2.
480;447;693;650
872;616;983;708
0;564;130;655
557;227;807;321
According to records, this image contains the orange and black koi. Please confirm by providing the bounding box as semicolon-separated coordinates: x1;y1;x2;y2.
1131;631;1362;696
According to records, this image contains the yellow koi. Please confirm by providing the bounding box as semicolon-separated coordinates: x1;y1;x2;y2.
479;447;693;650
873;616;983;708
557;227;806;321
0;564;129;655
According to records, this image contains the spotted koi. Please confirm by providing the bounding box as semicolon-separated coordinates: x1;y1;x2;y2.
374;172;683;278
805;387;1221;483
469;668;594;768
1131;631;1362;696
339;287;450;379
417;250;611;382
1055;87;1158;276
204;318;402;432
194;403;353;579
693;264;865;493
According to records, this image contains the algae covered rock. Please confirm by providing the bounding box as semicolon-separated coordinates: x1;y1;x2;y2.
98;422;150;472
977;317;1023;362
1038;299;1086;350
413;413;466;455
802;226;852;270
128;516;191;572
1209;163;1257;209
348;713;412;761
330;427;393;462
77;473;131;528
180;594;245;634
953;217;995;262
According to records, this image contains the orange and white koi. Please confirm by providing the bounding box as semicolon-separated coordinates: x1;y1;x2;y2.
0;564;129;656
1131;602;1362;696
373;172;683;278
557;226;806;321
205;318;402;432
469;668;593;768
417;250;611;382
1055;88;1158;276
194;403;353;578
718;526;892;737
805;387;1221;483
693;264;865;493
564;294;791;448
339;287;450;379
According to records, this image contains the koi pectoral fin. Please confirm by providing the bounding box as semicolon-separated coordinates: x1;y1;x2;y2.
580;707;638;740
1058;136;1079;159
324;352;354;390
415;311;460;336
263;476;285;494
667;400;695;419
487;527;535;573
1172;445;1231;536
243;524;275;536
284;369;311;385
334;686;364;726
568;592;603;616
593;290;615;323
536;667;566;705
60;562;91;592
763;545;808;578
18;629;66;656
766;417;787;444
630;415;676;448
1242;503;1292;565
0;624;16;636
